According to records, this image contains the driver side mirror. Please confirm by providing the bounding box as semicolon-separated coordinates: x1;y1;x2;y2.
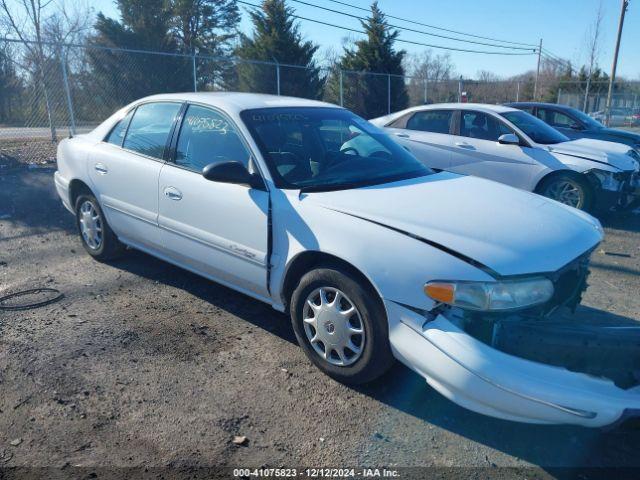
202;161;264;189
569;123;584;131
497;133;520;145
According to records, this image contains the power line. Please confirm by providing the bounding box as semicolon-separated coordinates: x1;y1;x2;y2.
289;0;534;51
237;1;536;56
540;50;574;72
324;0;539;48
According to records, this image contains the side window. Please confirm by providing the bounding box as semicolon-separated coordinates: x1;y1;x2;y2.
406;110;453;134
175;105;251;172
460;111;512;141
123;102;182;159
106;109;134;146
541;109;578;128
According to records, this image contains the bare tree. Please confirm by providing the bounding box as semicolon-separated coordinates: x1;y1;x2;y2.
404;50;455;104
0;0;90;140
583;1;604;111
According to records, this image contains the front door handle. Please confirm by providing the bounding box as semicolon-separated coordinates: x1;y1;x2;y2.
94;163;108;174
394;132;410;138
163;186;182;201
455;142;475;149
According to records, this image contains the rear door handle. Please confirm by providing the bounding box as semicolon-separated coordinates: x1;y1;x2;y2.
394;132;410;138
163;186;182;201
455;142;475;149
94;163;108;174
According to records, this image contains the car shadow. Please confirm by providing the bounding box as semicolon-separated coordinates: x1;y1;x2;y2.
108;249;298;345
0;167;76;240
600;209;640;234
107;249;640;469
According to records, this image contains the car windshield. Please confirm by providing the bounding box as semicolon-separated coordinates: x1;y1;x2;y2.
241;107;432;190
566;107;604;128
501;110;570;145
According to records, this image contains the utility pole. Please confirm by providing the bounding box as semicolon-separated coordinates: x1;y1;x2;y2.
533;38;543;100
605;0;629;126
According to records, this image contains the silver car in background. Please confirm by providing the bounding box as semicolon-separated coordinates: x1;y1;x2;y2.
370;103;640;213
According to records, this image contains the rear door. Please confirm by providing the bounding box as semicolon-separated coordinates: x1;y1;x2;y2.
88;101;182;250
449;110;535;190
384;109;454;170
158;103;270;298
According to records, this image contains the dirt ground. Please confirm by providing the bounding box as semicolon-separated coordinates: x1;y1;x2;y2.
1;167;640;476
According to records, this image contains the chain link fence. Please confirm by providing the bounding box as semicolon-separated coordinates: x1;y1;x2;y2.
2;37;639;167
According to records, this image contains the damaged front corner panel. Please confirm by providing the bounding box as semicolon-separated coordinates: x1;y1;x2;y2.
491;320;640;389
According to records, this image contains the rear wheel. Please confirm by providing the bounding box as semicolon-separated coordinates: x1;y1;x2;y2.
290;265;394;384
75;194;124;260
537;173;593;211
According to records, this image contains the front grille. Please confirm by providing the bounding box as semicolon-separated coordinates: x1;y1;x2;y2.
545;251;591;313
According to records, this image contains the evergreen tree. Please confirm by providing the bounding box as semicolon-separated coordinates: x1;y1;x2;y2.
334;2;407;118
85;0;240;112
88;0;189;109
234;0;323;99
0;45;24;125
170;0;240;88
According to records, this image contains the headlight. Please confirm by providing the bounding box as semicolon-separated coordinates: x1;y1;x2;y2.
590;169;622;191
424;278;554;311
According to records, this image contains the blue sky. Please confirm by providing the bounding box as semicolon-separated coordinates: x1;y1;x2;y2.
91;0;639;79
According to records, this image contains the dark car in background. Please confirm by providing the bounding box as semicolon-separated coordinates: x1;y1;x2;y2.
506;102;640;152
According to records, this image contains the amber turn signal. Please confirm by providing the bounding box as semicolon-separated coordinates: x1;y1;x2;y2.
424;282;455;304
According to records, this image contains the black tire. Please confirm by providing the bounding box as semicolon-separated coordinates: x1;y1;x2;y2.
536;173;594;212
74;194;124;260
290;265;394;385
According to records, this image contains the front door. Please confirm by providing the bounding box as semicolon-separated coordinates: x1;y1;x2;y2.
535;107;583;139
449;110;535;190
158;104;269;297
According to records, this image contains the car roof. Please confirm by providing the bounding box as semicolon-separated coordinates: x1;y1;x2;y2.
506;102;574;110
133;92;340;114
394;103;518;116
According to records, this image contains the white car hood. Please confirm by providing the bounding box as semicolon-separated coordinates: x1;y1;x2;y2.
306;173;602;277
547;138;637;171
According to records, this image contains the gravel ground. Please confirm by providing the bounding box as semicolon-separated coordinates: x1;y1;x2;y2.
1;167;640;476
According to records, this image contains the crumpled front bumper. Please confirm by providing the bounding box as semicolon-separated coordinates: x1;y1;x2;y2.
386;300;640;428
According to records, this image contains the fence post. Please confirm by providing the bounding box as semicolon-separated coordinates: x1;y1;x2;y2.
387;74;391;114
275;60;281;96
423;76;428;104
557;87;562;104
339;70;344;106
60;48;76;136
516;81;520;102
192;51;197;92
458;76;463;103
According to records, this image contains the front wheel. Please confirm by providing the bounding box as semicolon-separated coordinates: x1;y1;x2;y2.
537;173;593;211
290;265;394;385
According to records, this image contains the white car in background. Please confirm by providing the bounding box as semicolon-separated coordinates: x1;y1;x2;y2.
54;93;639;428
370;104;640;212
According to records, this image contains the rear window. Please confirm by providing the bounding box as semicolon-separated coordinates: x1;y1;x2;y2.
105;109;134;146
123;102;182;159
405;110;453;134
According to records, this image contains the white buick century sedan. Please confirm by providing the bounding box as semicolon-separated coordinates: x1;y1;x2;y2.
54;93;640;428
